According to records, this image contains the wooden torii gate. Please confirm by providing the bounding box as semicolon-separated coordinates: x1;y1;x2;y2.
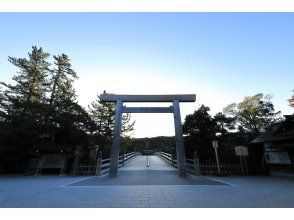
99;94;196;178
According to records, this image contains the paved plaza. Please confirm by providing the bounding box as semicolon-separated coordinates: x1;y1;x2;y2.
0;155;294;208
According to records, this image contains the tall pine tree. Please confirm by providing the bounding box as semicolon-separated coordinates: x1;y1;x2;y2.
1;46;50;120
0;46;51;172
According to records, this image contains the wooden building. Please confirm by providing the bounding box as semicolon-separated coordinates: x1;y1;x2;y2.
26;143;74;175
251;115;294;176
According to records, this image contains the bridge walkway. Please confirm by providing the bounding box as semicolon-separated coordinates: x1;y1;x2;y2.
69;154;224;186
122;154;174;170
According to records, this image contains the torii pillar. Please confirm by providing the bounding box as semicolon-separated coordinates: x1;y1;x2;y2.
173;100;187;177
99;94;196;178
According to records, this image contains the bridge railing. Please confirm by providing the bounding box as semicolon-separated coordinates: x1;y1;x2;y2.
156;151;244;176
75;151;138;176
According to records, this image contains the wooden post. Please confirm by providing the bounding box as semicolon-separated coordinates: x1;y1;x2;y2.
171;148;174;167
35;156;44;176
72;157;78;176
173;100;187;177
193;150;200;176
244;155;248;174
72;146;81;176
95;151;102;175
239;155;245;175
59;158;67;176
35;160;41;176
214;147;221;174
122;149;126;166
109;100;123;178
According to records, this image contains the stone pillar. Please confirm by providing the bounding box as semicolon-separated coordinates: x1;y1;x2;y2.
109;100;123;178
95;151;102;175
173;100;187;177
72;146;81;176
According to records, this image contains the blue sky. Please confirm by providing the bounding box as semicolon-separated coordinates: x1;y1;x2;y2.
0;13;293;137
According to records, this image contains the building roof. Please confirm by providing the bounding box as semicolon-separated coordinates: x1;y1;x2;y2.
251;115;294;144
36;143;73;153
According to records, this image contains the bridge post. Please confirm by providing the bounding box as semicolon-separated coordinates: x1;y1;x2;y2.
122;149;126;166
95;151;102;175
109;100;123;178
173;100;187;177
171;147;174;167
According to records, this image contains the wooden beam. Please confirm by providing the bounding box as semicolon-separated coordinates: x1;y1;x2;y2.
108;100;123;178
122;106;173;113
99;94;196;103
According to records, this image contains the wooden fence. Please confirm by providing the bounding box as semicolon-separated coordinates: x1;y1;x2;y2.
157;151;244;176
75;151;137;176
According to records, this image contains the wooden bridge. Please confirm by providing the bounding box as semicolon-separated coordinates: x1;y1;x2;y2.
75;151;244;177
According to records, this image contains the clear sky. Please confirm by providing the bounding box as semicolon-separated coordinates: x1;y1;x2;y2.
0;13;293;137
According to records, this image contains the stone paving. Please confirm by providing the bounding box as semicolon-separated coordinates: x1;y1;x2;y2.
69;170;225;186
0;155;294;208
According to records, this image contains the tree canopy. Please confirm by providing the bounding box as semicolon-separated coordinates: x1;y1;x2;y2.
288;90;294;108
0;46;134;173
223;93;282;136
88;90;135;140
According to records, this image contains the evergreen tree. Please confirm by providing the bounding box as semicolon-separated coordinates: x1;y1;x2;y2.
183;105;217;162
0;47;96;173
43;54;80;143
0;87;5;121
214;112;236;136
89;90;135;139
0;46;51;172
49;54;78;108
1;46;50;119
0;46;51;142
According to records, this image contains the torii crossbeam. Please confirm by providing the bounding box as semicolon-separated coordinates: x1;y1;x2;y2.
99;94;196;178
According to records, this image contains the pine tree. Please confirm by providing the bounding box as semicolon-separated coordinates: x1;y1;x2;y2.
0;46;50;120
0;47;96;173
0;46;51;135
89;90;135;139
0;47;51;172
43;53;93;144
49;54;78;108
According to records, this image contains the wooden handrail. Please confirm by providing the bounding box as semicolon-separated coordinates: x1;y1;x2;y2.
157;151;244;176
75;151;137;176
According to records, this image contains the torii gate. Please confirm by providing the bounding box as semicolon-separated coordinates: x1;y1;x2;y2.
99;94;196;178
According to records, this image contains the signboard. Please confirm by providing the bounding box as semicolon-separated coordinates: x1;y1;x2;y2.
39;154;66;168
265;151;291;164
235;146;249;156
